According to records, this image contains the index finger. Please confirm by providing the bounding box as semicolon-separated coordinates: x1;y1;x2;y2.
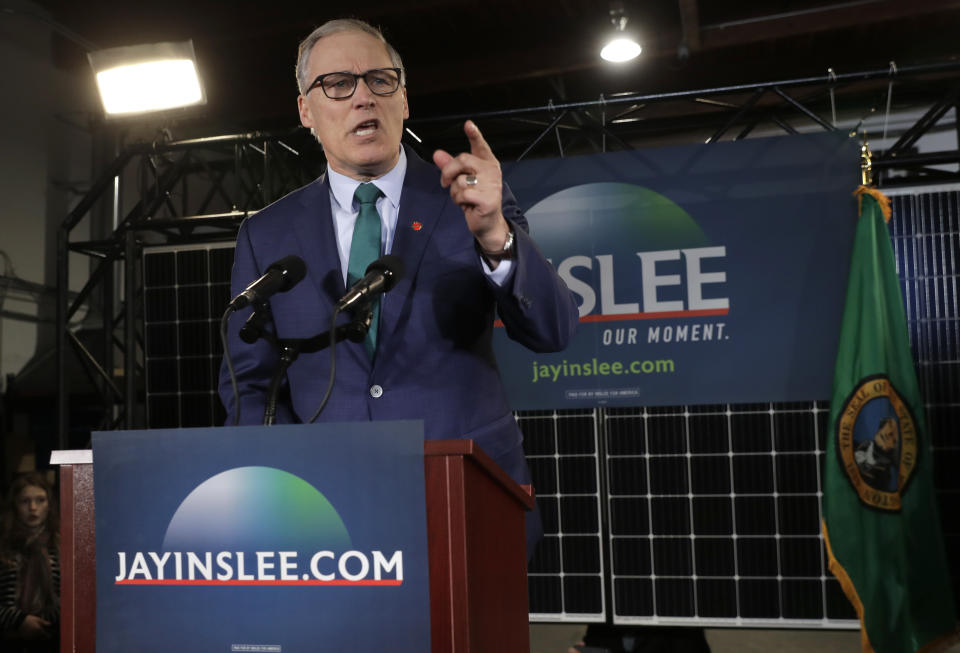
465;120;495;161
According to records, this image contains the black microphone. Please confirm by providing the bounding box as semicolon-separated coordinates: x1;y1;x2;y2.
238;305;272;344
336;254;405;311
229;255;307;311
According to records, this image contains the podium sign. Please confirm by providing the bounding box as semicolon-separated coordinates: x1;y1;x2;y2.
92;421;431;652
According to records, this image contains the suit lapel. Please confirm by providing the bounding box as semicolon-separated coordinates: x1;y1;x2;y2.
378;147;449;351
292;175;371;369
293;174;345;303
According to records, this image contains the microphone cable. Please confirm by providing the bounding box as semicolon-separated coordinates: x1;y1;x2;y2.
308;306;343;424
220;307;241;426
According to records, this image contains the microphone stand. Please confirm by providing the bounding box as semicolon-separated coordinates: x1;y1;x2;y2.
240;305;372;426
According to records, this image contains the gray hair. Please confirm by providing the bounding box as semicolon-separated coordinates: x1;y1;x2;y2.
295;18;405;95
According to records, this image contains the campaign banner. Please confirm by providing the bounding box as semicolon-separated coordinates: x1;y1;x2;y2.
497;132;860;408
92;422;430;653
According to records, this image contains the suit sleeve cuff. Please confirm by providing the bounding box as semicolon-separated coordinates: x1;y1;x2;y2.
479;255;515;286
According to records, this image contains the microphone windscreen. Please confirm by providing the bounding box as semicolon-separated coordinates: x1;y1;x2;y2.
268;255;307;291
366;254;405;291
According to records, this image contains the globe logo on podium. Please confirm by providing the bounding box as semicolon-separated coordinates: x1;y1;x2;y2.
162;466;352;552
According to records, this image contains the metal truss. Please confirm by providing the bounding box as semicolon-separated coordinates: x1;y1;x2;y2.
55;130;325;445
408;61;960;187
872;83;960;184
55;61;960;445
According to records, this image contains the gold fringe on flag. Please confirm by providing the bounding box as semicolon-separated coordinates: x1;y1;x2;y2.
854;185;892;223
822;519;875;653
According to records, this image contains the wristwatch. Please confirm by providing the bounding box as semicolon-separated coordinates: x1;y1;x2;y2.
478;226;515;261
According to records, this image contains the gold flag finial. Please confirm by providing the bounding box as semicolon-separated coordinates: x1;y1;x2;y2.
860;140;873;187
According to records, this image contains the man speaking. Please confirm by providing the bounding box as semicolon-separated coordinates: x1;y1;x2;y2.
219;18;578;547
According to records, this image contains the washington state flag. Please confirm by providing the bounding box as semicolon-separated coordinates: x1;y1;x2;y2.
823;187;957;652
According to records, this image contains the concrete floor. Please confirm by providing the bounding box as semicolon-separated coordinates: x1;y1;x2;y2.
529;624;960;653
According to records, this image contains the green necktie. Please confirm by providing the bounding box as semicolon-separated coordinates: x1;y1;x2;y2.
348;183;383;358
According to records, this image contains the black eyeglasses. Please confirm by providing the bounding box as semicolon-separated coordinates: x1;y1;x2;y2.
306;67;404;99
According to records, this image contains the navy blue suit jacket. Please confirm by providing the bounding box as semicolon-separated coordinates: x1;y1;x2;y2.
219;145;577;522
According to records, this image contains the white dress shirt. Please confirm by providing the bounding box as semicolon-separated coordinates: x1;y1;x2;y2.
326;148;512;286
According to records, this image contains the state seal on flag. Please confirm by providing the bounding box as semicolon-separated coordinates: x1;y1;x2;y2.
835;375;918;511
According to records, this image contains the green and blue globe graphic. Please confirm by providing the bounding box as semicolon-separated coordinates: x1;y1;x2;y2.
162;466;351;552
525;182;711;259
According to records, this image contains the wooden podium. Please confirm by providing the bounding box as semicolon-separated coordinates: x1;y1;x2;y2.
54;439;534;653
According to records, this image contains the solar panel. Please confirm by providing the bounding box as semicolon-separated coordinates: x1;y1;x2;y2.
888;188;960;606
600;402;853;625
143;244;231;429
523;409;606;621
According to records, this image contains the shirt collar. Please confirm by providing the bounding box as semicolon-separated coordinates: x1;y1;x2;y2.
327;147;407;212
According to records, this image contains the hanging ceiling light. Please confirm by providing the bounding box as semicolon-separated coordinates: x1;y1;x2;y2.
601;4;642;63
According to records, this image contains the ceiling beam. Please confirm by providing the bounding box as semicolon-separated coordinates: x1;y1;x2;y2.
410;0;960;97
699;0;960;49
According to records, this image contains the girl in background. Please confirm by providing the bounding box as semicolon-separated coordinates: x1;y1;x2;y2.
0;473;60;652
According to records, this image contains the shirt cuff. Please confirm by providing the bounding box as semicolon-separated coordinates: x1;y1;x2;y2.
480;255;514;286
